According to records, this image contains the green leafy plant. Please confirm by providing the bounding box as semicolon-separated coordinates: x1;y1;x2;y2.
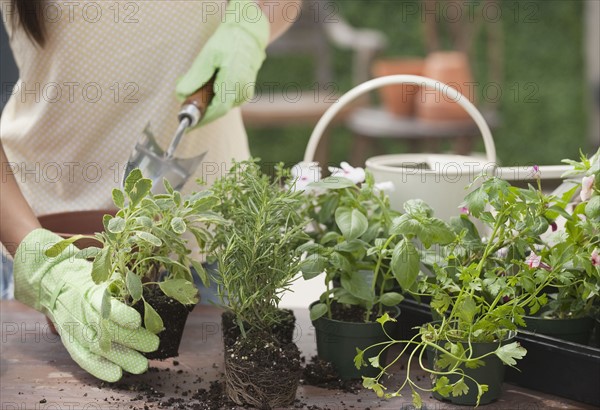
531;149;600;319
46;169;221;336
298;171;407;322
357;173;570;407
207;159;309;336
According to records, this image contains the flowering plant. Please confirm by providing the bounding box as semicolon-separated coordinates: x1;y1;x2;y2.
295;162;405;322
357;170;572;407
530;149;600;319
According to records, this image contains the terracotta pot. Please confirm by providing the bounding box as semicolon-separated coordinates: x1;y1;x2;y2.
38;209;116;335
372;58;424;117
416;51;474;121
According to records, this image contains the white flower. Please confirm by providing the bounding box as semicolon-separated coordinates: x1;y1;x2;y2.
290;162;321;193
373;181;395;193
328;162;365;184
580;175;595;202
527;252;541;269
592;248;600;267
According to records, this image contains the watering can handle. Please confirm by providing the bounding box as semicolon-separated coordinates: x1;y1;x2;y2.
179;79;216;127
303;75;497;166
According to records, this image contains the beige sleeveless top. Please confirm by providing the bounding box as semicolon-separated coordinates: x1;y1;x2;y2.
1;0;250;216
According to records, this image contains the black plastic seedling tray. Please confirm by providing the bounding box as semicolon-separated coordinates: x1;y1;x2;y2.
397;299;600;407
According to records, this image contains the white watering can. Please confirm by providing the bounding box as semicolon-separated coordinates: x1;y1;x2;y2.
303;75;497;221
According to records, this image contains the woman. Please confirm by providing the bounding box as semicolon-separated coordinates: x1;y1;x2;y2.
0;0;301;382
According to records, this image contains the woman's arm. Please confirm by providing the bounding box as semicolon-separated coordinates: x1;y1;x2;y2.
257;0;303;43
0;142;41;255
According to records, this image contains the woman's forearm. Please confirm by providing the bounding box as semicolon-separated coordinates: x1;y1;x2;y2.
0;143;41;255
257;0;302;43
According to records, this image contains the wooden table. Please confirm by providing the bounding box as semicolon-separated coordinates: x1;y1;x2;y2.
0;301;594;409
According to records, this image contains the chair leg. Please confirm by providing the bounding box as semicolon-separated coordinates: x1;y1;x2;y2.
350;134;372;167
453;135;474;155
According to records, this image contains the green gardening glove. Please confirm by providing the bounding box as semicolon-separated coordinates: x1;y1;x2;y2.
13;229;159;382
176;0;270;125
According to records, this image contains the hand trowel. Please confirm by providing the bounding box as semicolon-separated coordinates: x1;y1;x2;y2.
123;82;214;194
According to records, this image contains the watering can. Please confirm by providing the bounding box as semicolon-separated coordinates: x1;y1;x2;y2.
303;75;497;221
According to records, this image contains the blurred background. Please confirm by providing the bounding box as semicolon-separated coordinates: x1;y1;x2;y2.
244;0;599;168
2;0;598;168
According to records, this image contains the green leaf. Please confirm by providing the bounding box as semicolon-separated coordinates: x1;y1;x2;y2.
341;270;373;301
335;207;368;240
75;246;102;260
91;247;111;284
100;288;112;319
368;355;380;368
191;260;209;287
136;231;162;246
495;342;527;366
403;199;433;218
457;295;478;323
379;292;404;306
112;188;125;208
126;271;143;302
170;217;187;234
435;376;453;397
585;196;600;219
390;214;422;236
99;319;111;352
163;178;174;194
159;279;199;305
44;235;84;257
452;379;469;397
412;390;423;409
477;384;489;406
376;312;395;325
143;301;164;334
310;303;328;321
309;176;356;189
300;254;327;280
330;252;352;273
354;348;365;369
107;217;126;234
425;218;456;246
463;187;487;216
530;216;549;236
124;168;143;197
129;178;153;207
391;239;420;291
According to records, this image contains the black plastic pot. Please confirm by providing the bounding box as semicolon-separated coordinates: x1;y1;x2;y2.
311;301;400;380
428;336;512;406
133;286;195;360
506;330;600;406
523;315;595;344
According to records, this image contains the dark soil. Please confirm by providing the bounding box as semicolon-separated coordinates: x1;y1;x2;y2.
221;309;296;347
223;316;302;409
301;356;362;394
133;285;195;360
328;302;382;323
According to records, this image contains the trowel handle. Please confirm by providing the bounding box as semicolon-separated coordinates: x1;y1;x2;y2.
178;79;215;127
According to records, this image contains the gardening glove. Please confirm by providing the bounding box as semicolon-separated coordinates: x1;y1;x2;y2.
13;229;159;383
175;0;270;125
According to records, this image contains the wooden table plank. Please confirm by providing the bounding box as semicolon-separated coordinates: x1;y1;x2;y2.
0;301;594;409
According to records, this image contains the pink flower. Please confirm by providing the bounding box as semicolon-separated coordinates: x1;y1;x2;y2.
530;165;541;179
526;252;551;271
291;162;321;192
592;249;600;267
550;222;558;232
460;206;469;215
328;162;365;184
580;175;595;202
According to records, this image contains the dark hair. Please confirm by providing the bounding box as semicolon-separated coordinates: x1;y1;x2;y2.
10;0;46;47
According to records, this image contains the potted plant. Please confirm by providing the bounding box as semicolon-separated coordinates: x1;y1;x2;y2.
206;159;309;409
520;150;600;343
356;173;566;407
46;169;220;359
298;164;410;380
